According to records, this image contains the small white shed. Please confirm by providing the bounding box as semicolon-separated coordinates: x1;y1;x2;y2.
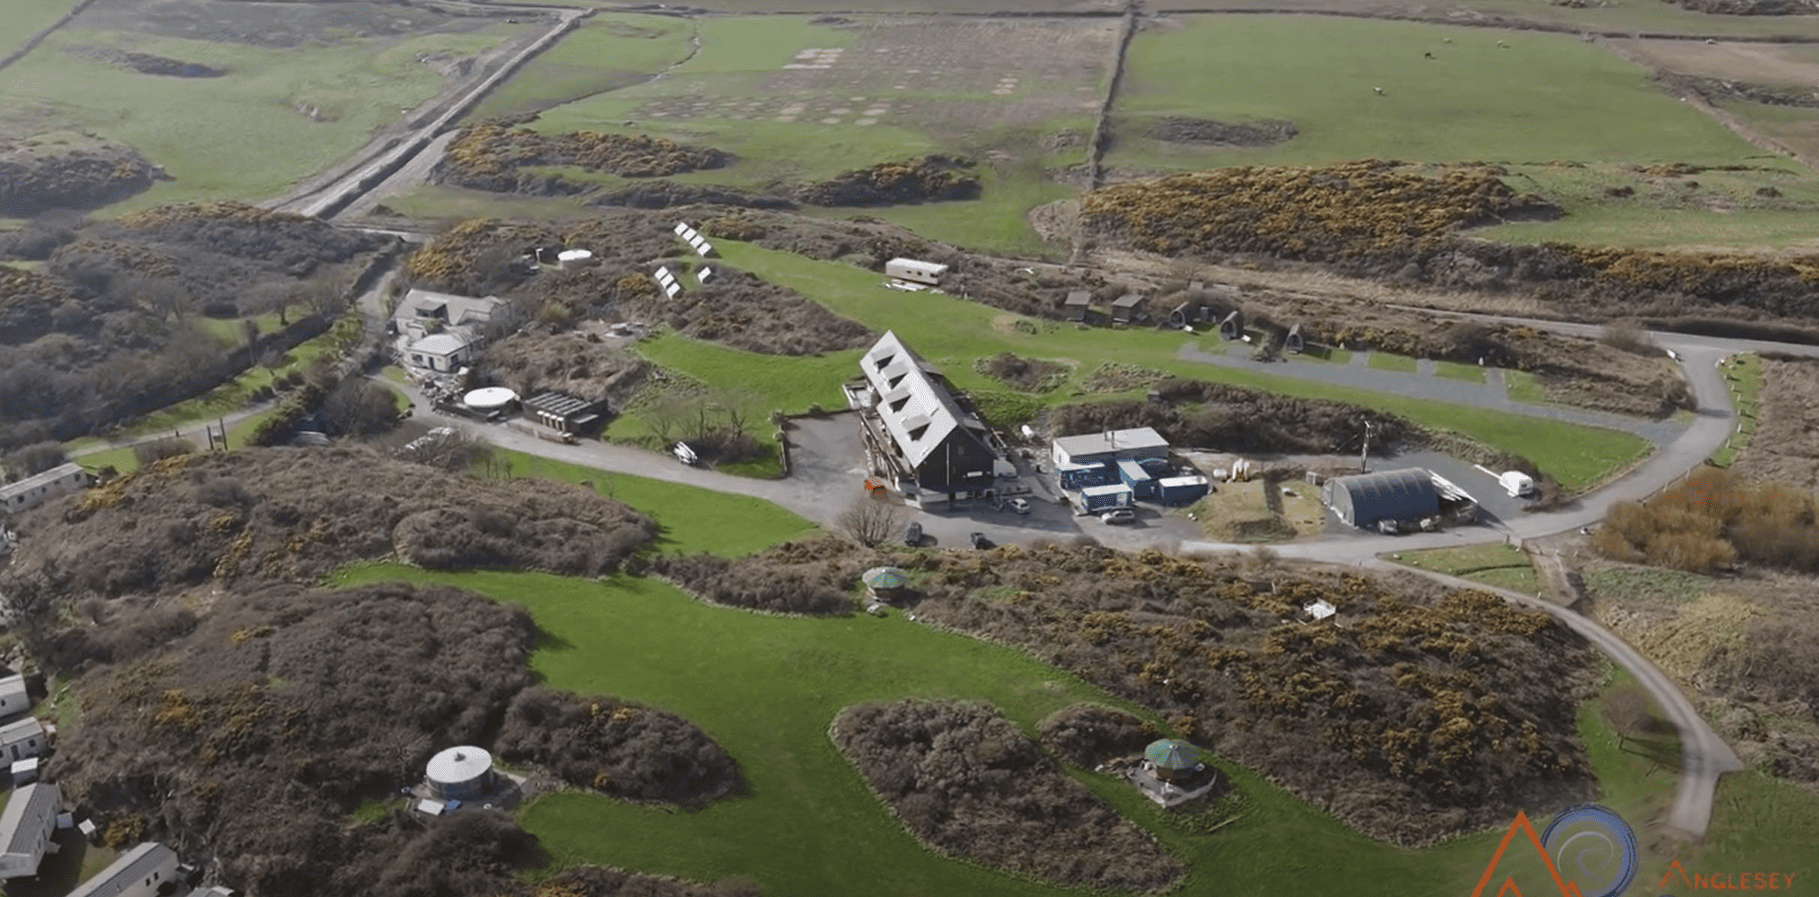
885;258;948;286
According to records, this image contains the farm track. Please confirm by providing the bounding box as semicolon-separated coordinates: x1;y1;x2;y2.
0;0;101;73
1599;40;1819;174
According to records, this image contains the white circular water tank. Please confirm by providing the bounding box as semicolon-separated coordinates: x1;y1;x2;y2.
463;387;518;411
556;249;594;270
426;746;494;801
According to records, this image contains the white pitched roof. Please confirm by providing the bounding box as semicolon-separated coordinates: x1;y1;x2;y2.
394;289;507;328
860;331;989;468
409;333;471;356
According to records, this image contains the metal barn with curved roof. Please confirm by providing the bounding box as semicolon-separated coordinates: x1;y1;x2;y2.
1322;468;1439;530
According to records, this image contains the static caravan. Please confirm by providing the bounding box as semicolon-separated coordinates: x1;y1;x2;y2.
884;258;948;286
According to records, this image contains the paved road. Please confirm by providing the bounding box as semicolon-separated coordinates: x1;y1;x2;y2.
1379;562;1744;840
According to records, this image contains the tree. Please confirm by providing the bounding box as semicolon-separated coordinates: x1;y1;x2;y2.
638;390;695;446
321;378;399;438
241;318;261;348
836;494;908;548
2;441;69;479
714;385;765;442
1599;320;1656;356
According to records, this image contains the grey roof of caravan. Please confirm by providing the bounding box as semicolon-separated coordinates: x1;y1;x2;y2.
0;718;42;744
0;782;58;858
67;842;179;897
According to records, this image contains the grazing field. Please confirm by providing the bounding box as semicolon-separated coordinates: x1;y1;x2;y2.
2;0;81;60
1;23;521;211
319;560;1819;895
699;241;1649;490
478;14;1103;255
465;15;693;120
1112;17;1760;171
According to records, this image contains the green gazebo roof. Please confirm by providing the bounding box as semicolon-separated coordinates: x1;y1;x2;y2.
862;567;908;589
1145;738;1201;770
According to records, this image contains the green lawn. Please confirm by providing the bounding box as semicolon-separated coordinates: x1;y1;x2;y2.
1111;17;1765;172
1434;360;1490;384
480;449;817;556
1285;345;1352;365
1366;352;1420;374
195;308;298;348
465;14;694;120
1390;543;1540;594
700;240;1648;491
2;24;521;211
318;560;1819;896
1709;353;1761;468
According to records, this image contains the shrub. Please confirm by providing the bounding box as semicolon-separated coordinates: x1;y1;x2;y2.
494;687;739;806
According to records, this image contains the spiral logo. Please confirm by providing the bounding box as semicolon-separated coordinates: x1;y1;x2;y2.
1540;804;1639;897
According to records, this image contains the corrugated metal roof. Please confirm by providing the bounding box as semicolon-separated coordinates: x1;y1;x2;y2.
409;333;470;356
1332;468;1438;524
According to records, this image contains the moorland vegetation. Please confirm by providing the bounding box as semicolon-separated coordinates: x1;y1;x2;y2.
1083;161;1819;324
46;580;744;897
0;131;163;215
0;202;388;448
1594;466;1819;573
831;698;1182;892
439;119;732;195
662;538;1600;844
0;446;654;664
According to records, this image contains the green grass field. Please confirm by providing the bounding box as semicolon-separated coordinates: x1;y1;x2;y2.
1366;352;1420;374
0;0;81;60
2;24;521;210
465;15;1094;256
1505;369;1546;405
466;14;693;120
696;240;1648;491
1113;17;1762;171
320;560;1819;896
1710;353;1761;468
1391;543;1540;594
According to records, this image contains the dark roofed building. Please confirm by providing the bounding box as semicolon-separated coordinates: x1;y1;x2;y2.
859;331;997;498
522;391;607;434
1111;293;1147;324
1063;291;1092;322
1322;468;1439;530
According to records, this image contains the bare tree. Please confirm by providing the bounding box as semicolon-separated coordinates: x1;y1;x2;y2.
1599;320;1656;356
715;385;766;442
241;318;261;348
837;494;908;548
638;390;695;446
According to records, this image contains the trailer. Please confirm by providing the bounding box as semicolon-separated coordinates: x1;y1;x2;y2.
885;258;948;286
1116;459;1157;500
1156;475;1211;505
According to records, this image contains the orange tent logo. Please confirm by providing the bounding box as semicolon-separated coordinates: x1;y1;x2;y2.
1470;810;1585;897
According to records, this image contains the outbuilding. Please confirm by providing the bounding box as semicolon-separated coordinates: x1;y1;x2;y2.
1110;293;1147;325
425;746;496;802
1321;468;1439;531
1063;291;1092;322
884;258;948;286
406;333;475;374
1051;427;1170;468
522;391;607;435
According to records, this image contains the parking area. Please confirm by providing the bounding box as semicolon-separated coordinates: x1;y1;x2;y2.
786;414;1093;549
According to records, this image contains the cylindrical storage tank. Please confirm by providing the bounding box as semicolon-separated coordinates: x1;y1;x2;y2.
556;249;594;270
426;746;494;801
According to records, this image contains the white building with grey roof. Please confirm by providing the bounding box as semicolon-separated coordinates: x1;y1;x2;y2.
0;782;60;880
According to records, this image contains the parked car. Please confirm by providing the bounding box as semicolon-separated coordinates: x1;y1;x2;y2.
1100;508;1136;525
905;521;923;546
1009;498;1031;516
970;532;993;549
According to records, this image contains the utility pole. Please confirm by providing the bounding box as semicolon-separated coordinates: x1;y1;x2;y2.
1361;422;1373;474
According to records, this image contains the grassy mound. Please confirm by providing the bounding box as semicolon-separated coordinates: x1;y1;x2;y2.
797;155;980;207
0;447;654;635
831;698;1183;892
